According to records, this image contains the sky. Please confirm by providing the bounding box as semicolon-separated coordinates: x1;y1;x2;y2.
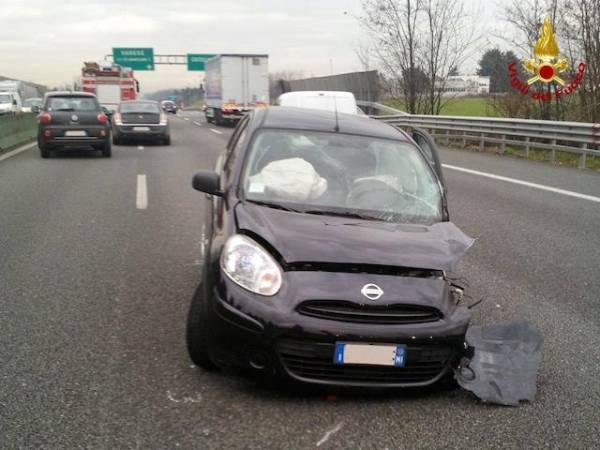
0;0;503;94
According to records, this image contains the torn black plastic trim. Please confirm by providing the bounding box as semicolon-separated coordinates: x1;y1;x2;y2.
284;261;444;278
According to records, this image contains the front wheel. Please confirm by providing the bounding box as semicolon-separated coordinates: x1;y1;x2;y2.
112;134;121;145
163;135;171;146
186;283;217;370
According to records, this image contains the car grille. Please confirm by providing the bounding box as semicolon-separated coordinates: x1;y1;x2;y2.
278;338;454;385
296;300;442;324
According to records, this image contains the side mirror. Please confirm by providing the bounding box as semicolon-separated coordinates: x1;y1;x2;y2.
102;107;113;116
32;105;40;113
192;171;222;196
12;99;17;105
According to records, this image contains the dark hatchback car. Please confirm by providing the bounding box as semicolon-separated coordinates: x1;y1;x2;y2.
112;101;170;145
37;92;111;158
187;107;474;388
161;100;178;114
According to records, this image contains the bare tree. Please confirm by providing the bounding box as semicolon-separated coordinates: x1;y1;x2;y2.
420;0;481;114
563;0;600;122
360;0;423;113
360;0;480;115
355;41;373;71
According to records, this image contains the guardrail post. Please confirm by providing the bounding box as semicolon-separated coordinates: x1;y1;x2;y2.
446;130;450;146
501;135;506;154
550;139;556;163
524;137;530;158
479;133;484;151
579;143;587;169
462;133;467;148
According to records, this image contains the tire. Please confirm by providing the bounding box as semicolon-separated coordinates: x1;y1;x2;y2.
214;109;223;126
112;133;120;145
206;111;214;124
101;140;112;158
39;144;50;158
186;283;217;370
164;135;171;146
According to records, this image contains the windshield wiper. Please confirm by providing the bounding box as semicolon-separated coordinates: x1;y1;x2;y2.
245;199;303;213
55;108;75;111
301;209;377;220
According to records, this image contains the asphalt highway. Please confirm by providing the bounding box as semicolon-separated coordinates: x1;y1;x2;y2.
1;111;599;449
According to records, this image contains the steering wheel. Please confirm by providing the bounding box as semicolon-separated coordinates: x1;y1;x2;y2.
347;178;438;216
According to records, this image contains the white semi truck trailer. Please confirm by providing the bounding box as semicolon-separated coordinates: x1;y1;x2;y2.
205;54;269;125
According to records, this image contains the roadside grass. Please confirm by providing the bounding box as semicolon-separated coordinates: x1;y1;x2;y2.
384;97;499;117
504;146;600;170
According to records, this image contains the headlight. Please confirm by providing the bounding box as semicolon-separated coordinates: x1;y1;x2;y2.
220;234;282;296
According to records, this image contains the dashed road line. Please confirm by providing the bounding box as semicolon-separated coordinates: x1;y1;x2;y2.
442;163;600;203
136;174;148;210
210;128;223;135
193;121;202;126
137;145;144;150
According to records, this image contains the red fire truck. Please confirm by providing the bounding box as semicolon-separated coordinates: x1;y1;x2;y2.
81;62;139;111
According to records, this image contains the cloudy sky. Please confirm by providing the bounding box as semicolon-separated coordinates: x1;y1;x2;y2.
0;0;502;93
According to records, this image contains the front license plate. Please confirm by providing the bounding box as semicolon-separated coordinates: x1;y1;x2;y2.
65;130;87;137
133;126;150;131
333;342;406;367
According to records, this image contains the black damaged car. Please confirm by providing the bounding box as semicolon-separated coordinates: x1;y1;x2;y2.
187;106;474;388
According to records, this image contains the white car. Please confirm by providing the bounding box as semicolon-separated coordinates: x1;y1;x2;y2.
0;92;22;115
276;91;362;115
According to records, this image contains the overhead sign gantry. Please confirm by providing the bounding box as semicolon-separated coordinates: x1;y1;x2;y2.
109;48;216;71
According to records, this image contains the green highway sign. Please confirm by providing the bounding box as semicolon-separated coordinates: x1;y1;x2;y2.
113;48;154;71
187;54;216;71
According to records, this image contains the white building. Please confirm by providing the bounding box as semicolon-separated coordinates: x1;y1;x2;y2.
442;75;490;96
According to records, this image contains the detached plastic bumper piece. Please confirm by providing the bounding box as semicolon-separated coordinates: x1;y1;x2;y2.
456;321;543;406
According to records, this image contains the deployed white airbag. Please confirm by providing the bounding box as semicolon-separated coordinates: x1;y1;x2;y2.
249;158;327;201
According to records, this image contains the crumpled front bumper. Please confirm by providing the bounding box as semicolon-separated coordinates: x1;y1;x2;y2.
205;271;471;387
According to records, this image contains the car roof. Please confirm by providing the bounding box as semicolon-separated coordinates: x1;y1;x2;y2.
121;100;159;104
45;91;96;98
279;91;356;99
256;106;408;141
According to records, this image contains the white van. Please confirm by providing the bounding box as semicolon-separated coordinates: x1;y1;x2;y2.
0;91;22;115
276;91;362;115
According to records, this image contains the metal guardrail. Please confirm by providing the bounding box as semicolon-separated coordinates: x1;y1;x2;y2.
361;102;600;169
0;113;37;153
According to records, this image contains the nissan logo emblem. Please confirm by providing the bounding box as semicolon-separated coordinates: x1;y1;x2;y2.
361;283;384;301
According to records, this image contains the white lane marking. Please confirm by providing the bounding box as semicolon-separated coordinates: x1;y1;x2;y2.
200;224;206;256
166;390;202;404
136;174;148;210
0;142;36;162
210;128;222;135
193;121;202;126
316;423;343;447
137;145;144;150
184;118;190;121
442;163;600;204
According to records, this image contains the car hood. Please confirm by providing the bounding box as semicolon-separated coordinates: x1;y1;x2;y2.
235;202;474;272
